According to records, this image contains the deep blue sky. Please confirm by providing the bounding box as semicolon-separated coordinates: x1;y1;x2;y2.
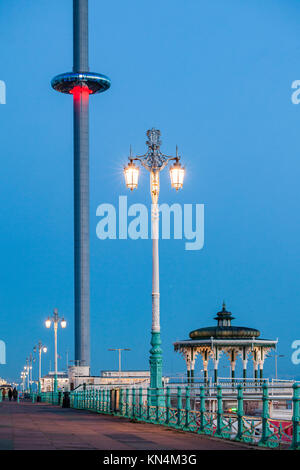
1;0;300;383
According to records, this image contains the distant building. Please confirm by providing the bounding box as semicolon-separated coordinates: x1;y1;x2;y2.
40;371;69;392
68;367;169;390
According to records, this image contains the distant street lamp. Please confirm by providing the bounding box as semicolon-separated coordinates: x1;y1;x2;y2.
124;129;185;398
108;348;131;377
25;359;30;392
26;354;35;393
272;353;285;380
33;342;47;394
45;309;67;393
20;371;26;393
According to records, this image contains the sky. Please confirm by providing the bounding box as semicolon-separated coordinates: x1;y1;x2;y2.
0;0;300;383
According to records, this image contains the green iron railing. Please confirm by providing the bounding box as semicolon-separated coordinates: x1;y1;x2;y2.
36;382;300;450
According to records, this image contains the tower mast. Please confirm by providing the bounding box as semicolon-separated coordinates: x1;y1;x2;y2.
51;0;110;370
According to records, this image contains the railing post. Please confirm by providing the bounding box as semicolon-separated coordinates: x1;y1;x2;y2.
96;389;99;412
184;387;191;430
146;388;150;421
119;388;123;416
290;383;300;450
132;388;136;418
165;387;170;426
214;385;223;437
139;388;143;419
258;383;271;447
156;388;160;423
235;384;244;441
198;386;206;434
99;389;102;412
125;388;129;417
103;389;106;412
106;389;110;413
176;387;182;429
102;389;105;412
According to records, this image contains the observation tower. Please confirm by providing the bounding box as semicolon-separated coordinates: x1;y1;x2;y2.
51;0;110;371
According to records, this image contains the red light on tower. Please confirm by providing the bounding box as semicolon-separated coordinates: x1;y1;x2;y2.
69;85;92;101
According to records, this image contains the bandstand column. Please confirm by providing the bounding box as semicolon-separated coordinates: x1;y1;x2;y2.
243;360;248;380
213;360;219;384
242;347;248;383
259;362;264;380
231;361;236;384
186;363;191;384
203;362;208;384
253;361;259;380
190;359;195;384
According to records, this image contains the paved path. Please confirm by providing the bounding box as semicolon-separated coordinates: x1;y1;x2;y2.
0;401;251;450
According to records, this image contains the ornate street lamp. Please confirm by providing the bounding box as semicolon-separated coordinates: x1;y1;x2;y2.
33;342;47;394
45;309;67;393
123;129;185;401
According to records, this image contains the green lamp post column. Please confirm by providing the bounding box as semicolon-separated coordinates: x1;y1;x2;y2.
290;383;300;450
124;129;185;405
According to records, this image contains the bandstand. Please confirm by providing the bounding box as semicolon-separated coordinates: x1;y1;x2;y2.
174;303;277;383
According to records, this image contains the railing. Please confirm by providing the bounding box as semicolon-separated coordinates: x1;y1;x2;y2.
36;383;300;450
30;391;63;406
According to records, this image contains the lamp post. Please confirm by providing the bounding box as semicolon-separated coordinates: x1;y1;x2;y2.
273;353;285;381
45;309;67;393
34;342;47;394
108;348;131;377
124;129;185;399
25;360;30;392
28;353;36;393
20;372;26;393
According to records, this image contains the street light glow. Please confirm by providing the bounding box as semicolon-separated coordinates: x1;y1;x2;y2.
45;318;51;328
124;161;139;191
170;161;185;190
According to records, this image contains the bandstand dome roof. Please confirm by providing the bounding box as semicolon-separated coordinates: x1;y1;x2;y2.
189;302;260;340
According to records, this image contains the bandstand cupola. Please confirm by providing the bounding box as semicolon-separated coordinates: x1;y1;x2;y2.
215;302;234;327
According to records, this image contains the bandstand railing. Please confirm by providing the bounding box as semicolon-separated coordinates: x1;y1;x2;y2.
33;382;300;450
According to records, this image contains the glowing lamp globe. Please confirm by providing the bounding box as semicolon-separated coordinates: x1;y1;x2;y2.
124;162;139;191
170;161;185;190
42;347;47;353
45;318;51;329
61;319;67;329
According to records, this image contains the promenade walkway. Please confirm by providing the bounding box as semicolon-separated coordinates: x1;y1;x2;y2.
0;400;251;450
